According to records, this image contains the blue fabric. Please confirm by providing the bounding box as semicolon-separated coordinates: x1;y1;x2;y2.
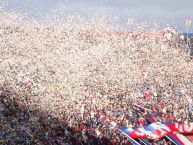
119;127;133;134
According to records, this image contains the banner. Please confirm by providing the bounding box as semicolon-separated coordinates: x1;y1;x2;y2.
163;122;193;134
118;122;193;140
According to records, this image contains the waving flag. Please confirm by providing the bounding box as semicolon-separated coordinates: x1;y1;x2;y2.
113;122;171;140
144;114;193;144
97;112;193;145
162;122;193;134
118;127;152;145
118;127;145;138
140;122;170;139
117;122;171;140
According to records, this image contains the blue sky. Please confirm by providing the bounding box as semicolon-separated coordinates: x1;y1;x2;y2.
4;0;193;32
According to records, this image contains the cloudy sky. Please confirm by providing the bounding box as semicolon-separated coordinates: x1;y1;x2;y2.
4;0;193;32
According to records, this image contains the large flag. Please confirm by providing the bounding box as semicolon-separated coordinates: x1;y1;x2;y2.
97;112;193;144
162;122;193;134
139;122;170;139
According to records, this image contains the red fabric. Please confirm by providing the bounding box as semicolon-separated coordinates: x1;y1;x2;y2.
165;123;193;134
187;135;193;142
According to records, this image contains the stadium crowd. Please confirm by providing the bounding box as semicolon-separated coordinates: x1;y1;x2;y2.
1;70;193;144
1;9;193;145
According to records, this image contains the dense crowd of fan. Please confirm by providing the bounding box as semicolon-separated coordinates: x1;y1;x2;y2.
0;8;193;144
